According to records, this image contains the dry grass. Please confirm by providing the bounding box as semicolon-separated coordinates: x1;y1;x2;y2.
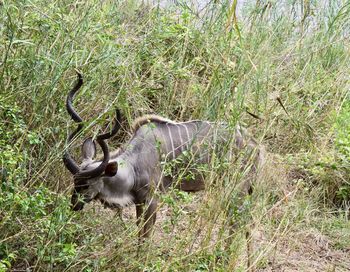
1;0;349;271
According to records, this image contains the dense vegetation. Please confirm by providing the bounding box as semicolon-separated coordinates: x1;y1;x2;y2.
1;0;349;271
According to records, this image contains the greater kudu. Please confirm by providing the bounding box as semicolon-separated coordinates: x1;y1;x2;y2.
63;72;265;239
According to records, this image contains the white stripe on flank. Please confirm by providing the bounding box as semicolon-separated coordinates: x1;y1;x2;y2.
166;123;176;159
180;123;190;147
176;124;183;153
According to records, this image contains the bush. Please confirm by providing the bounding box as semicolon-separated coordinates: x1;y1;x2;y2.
0;0;349;270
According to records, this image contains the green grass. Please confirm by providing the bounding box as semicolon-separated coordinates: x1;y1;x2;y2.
1;0;349;271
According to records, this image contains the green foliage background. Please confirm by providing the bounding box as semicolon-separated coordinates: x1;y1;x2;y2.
0;0;349;271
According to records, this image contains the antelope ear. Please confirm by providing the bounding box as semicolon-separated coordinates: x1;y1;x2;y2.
104;162;118;176
82;137;96;160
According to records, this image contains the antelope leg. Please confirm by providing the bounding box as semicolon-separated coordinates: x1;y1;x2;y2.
142;199;158;238
136;203;144;238
246;228;253;272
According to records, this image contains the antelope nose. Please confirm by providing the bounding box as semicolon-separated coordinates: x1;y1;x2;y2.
71;201;84;211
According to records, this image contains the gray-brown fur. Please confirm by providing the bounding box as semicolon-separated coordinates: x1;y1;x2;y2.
68;118;263;236
63;73;265;241
70;117;264;237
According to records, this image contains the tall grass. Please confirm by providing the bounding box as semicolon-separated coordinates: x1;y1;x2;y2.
1;0;349;271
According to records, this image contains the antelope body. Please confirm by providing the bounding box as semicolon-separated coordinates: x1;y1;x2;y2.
63;72;265;238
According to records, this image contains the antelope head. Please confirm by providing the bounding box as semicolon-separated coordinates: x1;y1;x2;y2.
63;72;122;211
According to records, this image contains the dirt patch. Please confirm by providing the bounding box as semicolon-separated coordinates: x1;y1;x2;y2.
114;198;350;271
255;228;350;271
